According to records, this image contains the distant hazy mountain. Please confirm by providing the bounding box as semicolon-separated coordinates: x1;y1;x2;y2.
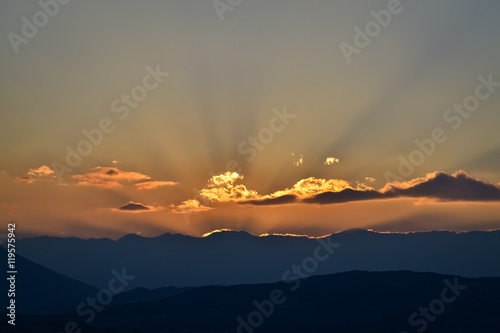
8;229;500;289
5;271;500;333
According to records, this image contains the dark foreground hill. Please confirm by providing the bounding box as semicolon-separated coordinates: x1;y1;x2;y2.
9;229;500;288
0;246;98;315
0;247;193;316
2;270;500;333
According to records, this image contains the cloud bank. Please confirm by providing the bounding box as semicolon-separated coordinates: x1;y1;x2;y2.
192;170;500;207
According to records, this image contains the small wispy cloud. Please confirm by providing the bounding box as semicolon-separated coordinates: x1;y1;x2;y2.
135;181;178;190
292;153;303;167
324;157;339;166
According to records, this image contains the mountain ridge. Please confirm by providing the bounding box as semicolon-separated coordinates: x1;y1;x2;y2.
8;229;500;289
4;270;500;333
15;227;500;243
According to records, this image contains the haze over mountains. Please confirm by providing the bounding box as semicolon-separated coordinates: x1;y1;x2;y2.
9;229;500;289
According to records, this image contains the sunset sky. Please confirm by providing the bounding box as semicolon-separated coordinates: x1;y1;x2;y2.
1;0;500;239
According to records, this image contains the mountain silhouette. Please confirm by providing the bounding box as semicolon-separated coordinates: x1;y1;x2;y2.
111;286;193;305
0;246;98;315
4;271;500;333
9;229;500;289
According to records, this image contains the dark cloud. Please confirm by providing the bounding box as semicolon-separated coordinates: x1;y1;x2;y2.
384;171;500;202
119;202;150;211
304;189;386;204
245;171;500;206
106;169;118;175
241;195;297;206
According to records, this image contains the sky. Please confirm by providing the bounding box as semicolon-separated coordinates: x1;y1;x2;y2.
1;0;499;239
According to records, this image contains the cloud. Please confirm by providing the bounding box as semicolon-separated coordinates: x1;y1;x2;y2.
28;165;55;177
306;171;500;205
195;172;373;206
18;164;176;191
72;167;150;189
365;177;376;183
243;194;297;206
119;202;151;211
135;181;178;190
259;177;374;205
189;170;499;208
199;172;259;202
270;177;370;198
381;170;500;202
17;165;56;183
324;157;339;165
197;173;363;204
304;189;385;204
292;153;303;167
170;199;213;214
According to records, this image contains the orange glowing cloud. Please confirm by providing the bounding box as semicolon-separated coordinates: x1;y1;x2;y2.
380;170;466;192
170;199;213;214
72;166;150;189
196;172;373;205
199;172;259;202
28;165;56;177
135;181;178;190
194;170;499;207
324;157;339;166
18;165;56;183
380;171;445;192
268;177;371;198
292;153;304;167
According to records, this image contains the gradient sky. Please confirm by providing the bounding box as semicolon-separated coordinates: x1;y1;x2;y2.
1;0;500;238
